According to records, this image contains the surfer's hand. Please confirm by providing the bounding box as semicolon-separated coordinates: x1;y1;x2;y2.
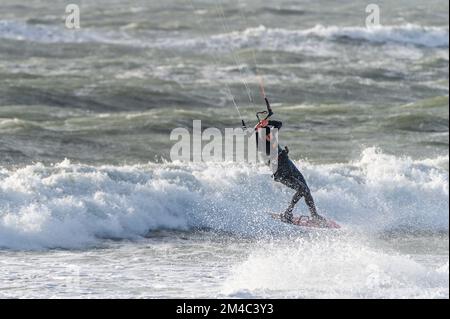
256;119;269;129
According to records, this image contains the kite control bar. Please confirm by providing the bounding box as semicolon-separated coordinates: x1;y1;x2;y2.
256;97;274;121
256;110;271;121
242;97;274;129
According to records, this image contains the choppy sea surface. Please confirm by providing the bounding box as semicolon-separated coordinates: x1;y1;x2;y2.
0;0;448;298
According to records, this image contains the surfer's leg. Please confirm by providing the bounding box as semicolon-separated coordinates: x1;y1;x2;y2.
303;187;319;218
284;186;304;222
293;172;322;219
274;175;306;222
285;161;321;219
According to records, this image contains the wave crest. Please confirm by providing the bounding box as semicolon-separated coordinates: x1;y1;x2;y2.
0;148;448;249
1;20;447;49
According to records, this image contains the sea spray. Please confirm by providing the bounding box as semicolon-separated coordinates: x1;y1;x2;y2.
0;148;448;250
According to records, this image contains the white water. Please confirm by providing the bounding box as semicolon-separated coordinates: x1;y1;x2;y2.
0;232;447;299
1;20;448;49
0;148;448;250
223;236;449;299
0;148;448;298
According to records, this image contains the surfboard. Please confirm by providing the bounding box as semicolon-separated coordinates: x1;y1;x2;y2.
270;213;341;229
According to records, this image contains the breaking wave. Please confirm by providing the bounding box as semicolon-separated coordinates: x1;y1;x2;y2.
1;20;447;50
0;148;448;249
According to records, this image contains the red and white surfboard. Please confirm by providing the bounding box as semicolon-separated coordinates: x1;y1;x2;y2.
271;213;341;229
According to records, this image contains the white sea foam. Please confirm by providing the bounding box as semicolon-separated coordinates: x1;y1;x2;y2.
223;237;450;299
303;24;449;48
0;20;137;45
1;20;447;50
0;148;448;250
181;24;450;52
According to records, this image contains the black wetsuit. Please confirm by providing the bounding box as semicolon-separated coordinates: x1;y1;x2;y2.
256;108;319;222
273;149;318;221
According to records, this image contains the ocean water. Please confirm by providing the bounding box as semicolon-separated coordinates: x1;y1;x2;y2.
0;0;449;298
